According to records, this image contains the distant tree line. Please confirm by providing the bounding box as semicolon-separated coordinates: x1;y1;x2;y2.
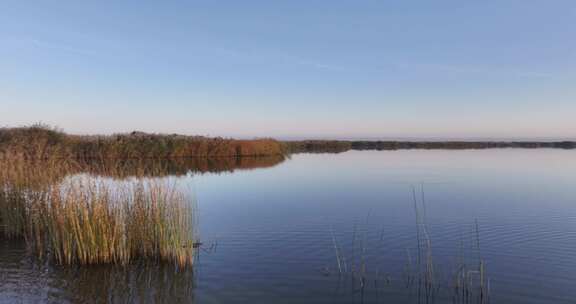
284;140;576;153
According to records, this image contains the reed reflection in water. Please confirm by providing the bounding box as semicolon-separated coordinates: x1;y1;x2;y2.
0;239;196;304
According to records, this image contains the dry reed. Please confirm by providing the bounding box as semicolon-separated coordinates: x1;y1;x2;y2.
0;160;197;267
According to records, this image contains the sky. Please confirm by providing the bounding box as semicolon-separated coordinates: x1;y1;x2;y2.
1;1;575;140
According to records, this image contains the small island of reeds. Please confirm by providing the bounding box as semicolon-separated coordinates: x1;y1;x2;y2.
0;159;197;267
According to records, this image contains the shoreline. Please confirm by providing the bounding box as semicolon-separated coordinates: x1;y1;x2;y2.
2;125;574;160
283;140;576;153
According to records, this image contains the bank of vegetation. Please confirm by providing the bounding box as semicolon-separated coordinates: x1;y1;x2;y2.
0;124;285;160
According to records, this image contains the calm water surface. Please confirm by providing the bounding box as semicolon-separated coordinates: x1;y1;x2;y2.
2;149;576;303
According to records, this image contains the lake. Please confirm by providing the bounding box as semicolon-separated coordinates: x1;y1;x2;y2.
2;149;576;303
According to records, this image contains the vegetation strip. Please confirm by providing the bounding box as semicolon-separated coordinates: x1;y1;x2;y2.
0;124;284;160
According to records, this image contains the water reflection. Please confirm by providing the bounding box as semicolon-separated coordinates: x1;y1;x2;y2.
0;239;196;304
72;155;287;178
54;263;196;304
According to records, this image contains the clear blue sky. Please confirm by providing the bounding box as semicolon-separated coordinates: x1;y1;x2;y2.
1;1;575;139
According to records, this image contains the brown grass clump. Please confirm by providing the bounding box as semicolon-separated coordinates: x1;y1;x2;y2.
0;160;197;267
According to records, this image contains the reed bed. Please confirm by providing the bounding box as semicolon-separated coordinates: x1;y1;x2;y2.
0;124;285;160
0;160;197;267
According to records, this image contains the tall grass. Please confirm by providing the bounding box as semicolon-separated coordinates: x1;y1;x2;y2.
0;124;285;160
0;159;66;239
0;160;197;267
326;185;490;303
